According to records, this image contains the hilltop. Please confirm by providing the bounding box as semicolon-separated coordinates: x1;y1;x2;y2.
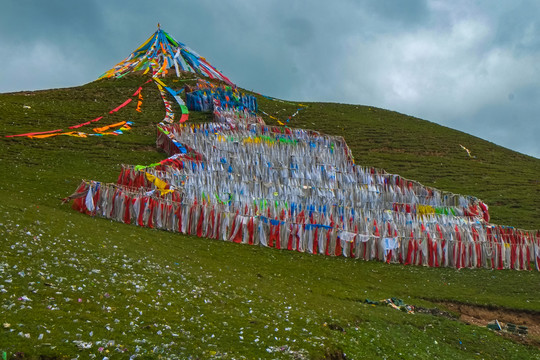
0;74;539;359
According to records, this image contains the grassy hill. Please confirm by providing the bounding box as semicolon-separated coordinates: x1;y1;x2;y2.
0;74;539;359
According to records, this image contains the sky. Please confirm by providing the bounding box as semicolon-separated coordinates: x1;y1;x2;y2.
1;0;539;158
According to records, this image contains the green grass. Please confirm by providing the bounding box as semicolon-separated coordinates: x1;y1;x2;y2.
0;74;539;359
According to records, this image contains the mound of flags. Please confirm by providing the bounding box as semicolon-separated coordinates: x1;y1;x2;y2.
67;117;540;271
99;24;233;85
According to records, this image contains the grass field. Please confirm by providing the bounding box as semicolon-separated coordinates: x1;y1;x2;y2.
0;74;539;359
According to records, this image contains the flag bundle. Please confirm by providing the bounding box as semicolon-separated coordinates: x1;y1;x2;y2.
99;25;233;85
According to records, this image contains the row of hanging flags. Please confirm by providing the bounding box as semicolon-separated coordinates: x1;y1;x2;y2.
5;24;538;271
3;82;148;139
66;116;540;271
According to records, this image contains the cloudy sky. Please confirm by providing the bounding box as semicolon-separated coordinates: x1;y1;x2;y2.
1;0;539;158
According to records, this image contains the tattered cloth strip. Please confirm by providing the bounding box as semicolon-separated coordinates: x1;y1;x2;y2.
26;122;133;139
4;129;64;138
260;107;305;126
109;99;133;114
253;90;307;125
93;121;131;133
156;82;176;124
136;92;144;113
69;116;104;130
154;77;189;123
67;180;540;271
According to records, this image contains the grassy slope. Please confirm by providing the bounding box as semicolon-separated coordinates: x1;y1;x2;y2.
0;75;538;359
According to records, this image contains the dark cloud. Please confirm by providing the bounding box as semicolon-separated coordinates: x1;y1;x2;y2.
280;17;315;47
490;1;540;54
0;0;106;44
365;0;430;26
0;0;538;158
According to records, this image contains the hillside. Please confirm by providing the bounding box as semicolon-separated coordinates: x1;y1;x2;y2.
0;74;539;359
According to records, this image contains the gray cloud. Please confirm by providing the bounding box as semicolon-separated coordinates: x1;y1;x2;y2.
365;0;430;26
0;0;538;158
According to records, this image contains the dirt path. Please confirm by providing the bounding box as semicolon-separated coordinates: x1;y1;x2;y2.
438;301;540;348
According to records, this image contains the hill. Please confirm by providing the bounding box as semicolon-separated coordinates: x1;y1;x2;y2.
0;74;539;359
